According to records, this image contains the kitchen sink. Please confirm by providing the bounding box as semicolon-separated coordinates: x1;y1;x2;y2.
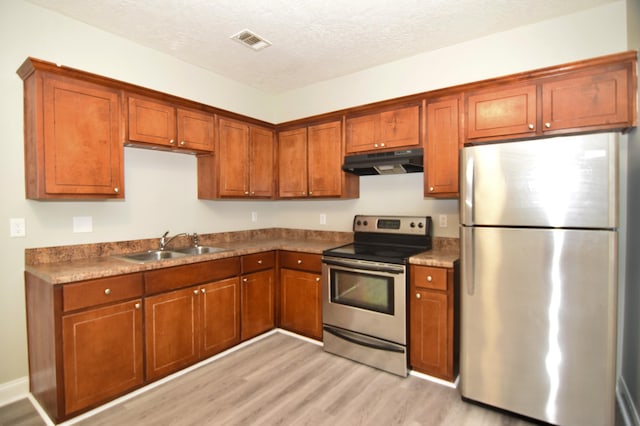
115;249;187;263
174;246;228;255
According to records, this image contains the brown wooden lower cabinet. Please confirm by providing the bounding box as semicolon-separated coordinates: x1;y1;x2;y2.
278;251;323;340
241;269;275;340
145;277;240;381
409;264;459;381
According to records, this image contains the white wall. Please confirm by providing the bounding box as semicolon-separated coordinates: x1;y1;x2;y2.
0;0;628;395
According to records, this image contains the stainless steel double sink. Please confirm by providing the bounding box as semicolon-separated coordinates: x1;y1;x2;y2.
115;246;228;264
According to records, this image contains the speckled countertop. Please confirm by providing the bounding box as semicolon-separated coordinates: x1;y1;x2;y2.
25;228;459;284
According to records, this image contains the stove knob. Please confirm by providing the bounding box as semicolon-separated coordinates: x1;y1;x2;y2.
410;222;416;228
356;220;362;226
363;220;368;226
418;222;424;228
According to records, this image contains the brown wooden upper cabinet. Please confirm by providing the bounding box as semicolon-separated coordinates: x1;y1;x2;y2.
127;95;214;153
466;59;635;143
424;96;462;198
18;59;124;200
198;117;275;199
278;120;358;199
346;104;421;153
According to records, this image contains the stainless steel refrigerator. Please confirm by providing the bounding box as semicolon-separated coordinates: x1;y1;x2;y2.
459;133;619;426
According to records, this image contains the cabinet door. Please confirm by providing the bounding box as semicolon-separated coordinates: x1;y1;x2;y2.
128;96;176;147
200;277;241;357
241;269;275;340
40;76;123;197
218;118;250;197
279;268;322;340
410;289;450;379
542;68;630;133
307;121;342;197
378;105;420;149
249;126;275;198
62;300;143;414
177;107;214;152
425;97;460;197
467;84;537;141
345;113;378;153
145;287;199;380
278;127;308;198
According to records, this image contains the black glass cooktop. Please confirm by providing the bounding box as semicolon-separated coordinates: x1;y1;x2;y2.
323;242;429;264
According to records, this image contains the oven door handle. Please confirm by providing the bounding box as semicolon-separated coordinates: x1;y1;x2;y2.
322;258;404;274
323;325;405;353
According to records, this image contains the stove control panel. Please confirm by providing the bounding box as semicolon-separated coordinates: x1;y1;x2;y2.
353;215;432;236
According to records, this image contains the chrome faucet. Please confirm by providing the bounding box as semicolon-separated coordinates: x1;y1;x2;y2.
192;232;200;247
159;231;189;251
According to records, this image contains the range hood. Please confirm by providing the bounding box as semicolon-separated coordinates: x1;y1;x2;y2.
342;148;424;176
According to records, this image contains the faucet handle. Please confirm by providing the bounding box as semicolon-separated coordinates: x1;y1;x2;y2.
192;232;199;247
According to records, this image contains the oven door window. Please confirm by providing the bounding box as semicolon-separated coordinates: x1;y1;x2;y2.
330;269;394;315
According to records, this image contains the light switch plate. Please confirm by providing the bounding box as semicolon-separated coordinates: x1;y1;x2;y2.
320;213;327;225
438;214;448;228
73;216;93;233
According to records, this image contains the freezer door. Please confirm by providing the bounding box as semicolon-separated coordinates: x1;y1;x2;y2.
460;133;618;228
460;226;617;426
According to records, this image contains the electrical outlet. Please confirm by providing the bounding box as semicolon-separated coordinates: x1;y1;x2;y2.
320;213;327;225
73;216;93;233
251;211;258;222
10;218;26;238
439;214;448;228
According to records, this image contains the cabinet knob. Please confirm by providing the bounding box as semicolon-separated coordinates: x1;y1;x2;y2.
528;123;534;130
194;289;199;295
251;192;255;195
427;275;433;282
179;140;186;146
429;187;434;192
380;143;385;147
169;139;175;145
243;278;248;282
316;277;320;282
545;122;551;128
114;187;120;193
297;259;302;264
374;143;379;148
135;303;140;309
309;191;313;195
104;288;111;295
258;260;263;264
416;293;421;299
244;191;249;195
302;192;306;195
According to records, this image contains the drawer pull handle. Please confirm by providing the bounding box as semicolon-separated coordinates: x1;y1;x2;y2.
104;288;111;295
427;275;433;282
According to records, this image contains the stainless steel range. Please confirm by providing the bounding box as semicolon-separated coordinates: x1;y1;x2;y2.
322;215;432;377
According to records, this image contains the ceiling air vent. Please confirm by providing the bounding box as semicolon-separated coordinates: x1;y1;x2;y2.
230;29;272;51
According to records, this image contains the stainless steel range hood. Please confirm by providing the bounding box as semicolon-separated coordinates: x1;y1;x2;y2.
342;148;423;175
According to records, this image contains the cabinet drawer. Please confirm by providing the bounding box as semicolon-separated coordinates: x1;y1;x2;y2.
279;251;322;273
63;273;143;312
145;257;240;294
242;251;275;274
411;266;448;291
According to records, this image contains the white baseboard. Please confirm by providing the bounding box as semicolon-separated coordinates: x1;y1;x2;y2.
618;377;640;426
0;376;29;407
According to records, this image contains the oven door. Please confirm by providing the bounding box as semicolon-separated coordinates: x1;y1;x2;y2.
322;256;407;345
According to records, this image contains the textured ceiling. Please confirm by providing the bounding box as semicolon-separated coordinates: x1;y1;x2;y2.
26;0;617;93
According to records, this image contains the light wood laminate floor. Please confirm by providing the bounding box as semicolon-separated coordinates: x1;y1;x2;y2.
2;333;540;425
75;332;534;425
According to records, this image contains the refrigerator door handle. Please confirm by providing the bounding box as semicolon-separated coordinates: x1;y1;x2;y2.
460;149;474;224
462;227;475;296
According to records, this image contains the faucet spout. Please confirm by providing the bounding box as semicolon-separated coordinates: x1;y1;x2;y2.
159;231;189;251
